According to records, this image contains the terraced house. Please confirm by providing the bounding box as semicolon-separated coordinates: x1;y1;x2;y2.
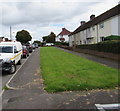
69;4;120;47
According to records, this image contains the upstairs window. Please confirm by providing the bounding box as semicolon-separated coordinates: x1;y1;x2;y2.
92;26;95;31
99;22;104;29
88;28;90;32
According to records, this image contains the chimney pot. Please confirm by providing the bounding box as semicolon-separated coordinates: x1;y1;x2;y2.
62;28;65;30
81;21;86;25
90;14;95;20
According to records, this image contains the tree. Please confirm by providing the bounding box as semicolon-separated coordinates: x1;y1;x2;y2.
15;30;32;44
33;40;41;46
42;32;56;43
42;36;48;42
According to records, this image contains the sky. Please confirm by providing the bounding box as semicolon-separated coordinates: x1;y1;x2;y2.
0;0;119;42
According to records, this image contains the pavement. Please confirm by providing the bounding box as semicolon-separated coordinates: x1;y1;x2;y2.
2;47;119;110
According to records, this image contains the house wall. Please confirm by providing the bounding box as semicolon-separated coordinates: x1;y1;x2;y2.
80;30;86;44
75;32;81;45
69;35;74;47
63;35;69;42
69;14;119;46
118;14;120;36
56;35;69;42
97;19;111;42
111;15;119;36
56;36;60;42
91;25;98;43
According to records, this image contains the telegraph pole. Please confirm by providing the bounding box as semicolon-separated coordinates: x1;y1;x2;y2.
10;26;12;40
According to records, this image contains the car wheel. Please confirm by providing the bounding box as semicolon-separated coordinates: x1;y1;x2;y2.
9;64;16;74
17;58;22;65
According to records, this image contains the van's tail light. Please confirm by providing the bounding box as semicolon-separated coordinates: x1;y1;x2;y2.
23;50;26;53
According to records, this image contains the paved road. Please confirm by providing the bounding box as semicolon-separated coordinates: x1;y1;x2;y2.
1;51;33;88
2;58;26;88
2;47;119;110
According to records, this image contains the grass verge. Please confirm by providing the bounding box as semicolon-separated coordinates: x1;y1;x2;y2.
40;47;119;92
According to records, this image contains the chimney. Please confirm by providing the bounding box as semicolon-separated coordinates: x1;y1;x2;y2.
62;28;65;31
81;21;86;25
5;38;9;41
90;14;95;20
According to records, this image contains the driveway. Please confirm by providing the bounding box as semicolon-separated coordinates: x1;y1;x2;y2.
2;47;119;110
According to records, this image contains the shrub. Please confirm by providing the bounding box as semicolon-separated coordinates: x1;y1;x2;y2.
104;35;120;41
55;42;69;46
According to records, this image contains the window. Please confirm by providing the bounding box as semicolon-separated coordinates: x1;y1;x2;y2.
14;46;17;52
88;28;90;32
0;46;13;53
99;23;104;29
92;26;95;31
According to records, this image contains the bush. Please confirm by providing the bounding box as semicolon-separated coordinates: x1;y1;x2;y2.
55;42;69;46
104;35;120;41
76;40;120;54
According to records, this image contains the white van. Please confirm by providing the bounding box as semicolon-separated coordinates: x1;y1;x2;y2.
0;41;22;74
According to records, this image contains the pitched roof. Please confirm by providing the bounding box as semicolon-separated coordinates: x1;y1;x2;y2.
69;4;120;36
57;28;71;36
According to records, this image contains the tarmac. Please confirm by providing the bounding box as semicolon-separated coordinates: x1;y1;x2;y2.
2;47;119;110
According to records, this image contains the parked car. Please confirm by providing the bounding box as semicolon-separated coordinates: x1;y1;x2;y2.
34;43;38;48
45;43;54;46
0;41;22;74
32;44;36;49
22;46;29;58
25;44;33;53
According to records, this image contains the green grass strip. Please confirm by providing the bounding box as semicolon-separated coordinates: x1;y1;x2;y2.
40;47;119;92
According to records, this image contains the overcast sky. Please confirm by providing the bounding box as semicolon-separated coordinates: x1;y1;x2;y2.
0;0;119;42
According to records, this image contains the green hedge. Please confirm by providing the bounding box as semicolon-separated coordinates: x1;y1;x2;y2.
55;42;69;46
104;35;120;40
76;40;120;54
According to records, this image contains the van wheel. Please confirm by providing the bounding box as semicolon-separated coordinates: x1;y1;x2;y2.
9;64;16;74
18;58;22;65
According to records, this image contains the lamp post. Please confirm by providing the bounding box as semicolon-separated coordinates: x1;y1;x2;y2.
10;26;12;40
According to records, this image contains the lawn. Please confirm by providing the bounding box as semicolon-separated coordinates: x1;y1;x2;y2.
40;47;119;92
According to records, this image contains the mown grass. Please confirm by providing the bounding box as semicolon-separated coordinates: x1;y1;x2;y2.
40;47;119;92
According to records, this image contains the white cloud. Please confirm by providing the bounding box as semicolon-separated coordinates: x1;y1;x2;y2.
0;0;119;42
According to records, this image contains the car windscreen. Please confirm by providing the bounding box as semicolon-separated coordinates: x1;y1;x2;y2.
22;46;26;49
0;46;13;53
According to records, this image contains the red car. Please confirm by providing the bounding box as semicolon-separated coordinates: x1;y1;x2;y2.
22;46;29;58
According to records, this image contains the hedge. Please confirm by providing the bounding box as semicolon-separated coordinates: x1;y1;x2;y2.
55;42;69;46
76;40;120;54
104;35;120;41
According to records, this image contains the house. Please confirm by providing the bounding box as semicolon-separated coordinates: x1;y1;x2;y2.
0;37;5;42
0;37;9;42
69;4;120;47
56;28;71;43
